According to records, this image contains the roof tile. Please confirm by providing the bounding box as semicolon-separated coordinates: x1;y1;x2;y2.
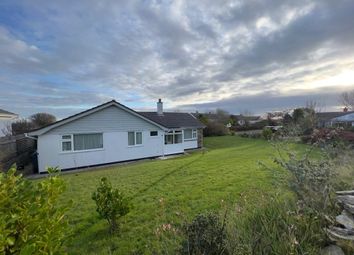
138;112;205;128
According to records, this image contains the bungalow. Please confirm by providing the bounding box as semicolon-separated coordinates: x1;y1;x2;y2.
232;115;262;126
331;113;354;127
28;99;205;173
316;111;354;128
0;108;18;120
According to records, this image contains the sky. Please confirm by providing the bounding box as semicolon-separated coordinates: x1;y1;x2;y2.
1;0;354;119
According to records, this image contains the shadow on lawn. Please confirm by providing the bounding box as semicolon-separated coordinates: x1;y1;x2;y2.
131;153;205;200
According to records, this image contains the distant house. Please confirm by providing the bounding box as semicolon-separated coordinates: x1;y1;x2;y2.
28;99;205;173
0;108;18;136
232;115;262;126
0;108;18;120
264;111;288;122
331;113;354;127
316;111;354;128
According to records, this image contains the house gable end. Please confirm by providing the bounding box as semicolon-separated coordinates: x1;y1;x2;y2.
28;101;166;136
46;105;164;135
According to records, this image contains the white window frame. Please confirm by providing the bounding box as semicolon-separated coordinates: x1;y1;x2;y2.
150;131;158;137
165;130;183;144
61;133;104;153
61;134;73;152
183;129;197;141
128;131;143;147
192;129;197;139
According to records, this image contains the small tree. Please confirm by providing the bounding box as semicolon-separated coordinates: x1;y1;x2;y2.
262;127;273;140
92;178;130;233
10;119;35;135
341;90;354;110
3;113;57;136
282;113;293;126
292;108;305;124
30;113;56;128
215;109;230;125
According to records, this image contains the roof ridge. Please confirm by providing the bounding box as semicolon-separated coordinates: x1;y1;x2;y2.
28;100;117;133
28;100;168;135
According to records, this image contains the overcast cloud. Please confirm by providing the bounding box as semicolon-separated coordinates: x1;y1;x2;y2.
0;0;354;118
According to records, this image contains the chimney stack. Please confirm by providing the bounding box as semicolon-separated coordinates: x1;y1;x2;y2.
157;99;163;115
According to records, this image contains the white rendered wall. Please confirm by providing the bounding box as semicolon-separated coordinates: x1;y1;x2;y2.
37;130;164;172
163;140;198;155
183;140;198;149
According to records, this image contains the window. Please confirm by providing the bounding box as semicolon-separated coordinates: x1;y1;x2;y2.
184;129;197;141
150;131;158;136
128;132;135;146
74;133;103;151
193;129;197;139
61;133;103;152
174;131;182;143
164;130;182;144
61;135;72;151
128;131;143;146
165;131;173;144
136;132;142;145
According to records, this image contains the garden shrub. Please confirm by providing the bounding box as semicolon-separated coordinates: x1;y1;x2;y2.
227;198;326;255
0;166;70;254
262;127;273;140
180;212;228;255
255;139;348;253
203;122;229;137
310;128;342;147
238;133;261;139
272;142;337;214
92;177;130;233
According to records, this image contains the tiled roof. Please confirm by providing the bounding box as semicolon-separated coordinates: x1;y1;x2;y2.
333;112;354;122
29;100;205;135
316;111;354;122
0;108;17;116
138;112;205;129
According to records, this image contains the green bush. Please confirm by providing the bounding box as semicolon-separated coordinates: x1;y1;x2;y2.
203;122;229;137
273;143;337;213
239;132;262;139
92;177;130;233
0;166;70;254
262;127;273;140
180;213;228;255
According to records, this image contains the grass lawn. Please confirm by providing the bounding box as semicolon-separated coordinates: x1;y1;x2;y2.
58;136;288;254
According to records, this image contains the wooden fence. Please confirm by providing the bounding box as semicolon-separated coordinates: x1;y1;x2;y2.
0;134;37;173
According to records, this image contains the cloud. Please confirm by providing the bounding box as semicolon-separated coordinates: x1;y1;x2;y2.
0;0;354;118
178;85;350;115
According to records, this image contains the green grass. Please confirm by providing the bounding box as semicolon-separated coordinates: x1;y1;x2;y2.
58;136;288;254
